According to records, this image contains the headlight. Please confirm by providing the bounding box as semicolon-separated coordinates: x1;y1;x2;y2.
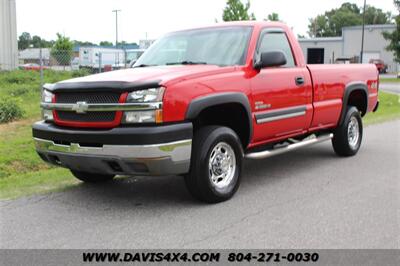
126;87;164;103
42;90;54;103
122;87;164;124
41;90;54;121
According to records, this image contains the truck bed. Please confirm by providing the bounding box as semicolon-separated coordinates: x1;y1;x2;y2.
307;64;378;130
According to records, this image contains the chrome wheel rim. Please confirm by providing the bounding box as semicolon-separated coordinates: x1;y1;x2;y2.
208;142;236;189
347;116;359;148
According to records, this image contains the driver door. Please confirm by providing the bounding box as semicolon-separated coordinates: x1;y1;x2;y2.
251;29;313;143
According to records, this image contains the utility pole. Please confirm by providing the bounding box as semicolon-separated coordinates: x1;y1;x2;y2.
360;0;366;63
314;18;317;37
112;9;121;48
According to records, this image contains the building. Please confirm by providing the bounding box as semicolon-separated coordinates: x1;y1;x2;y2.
299;24;397;72
139;39;155;49
18;48;51;65
0;0;18;70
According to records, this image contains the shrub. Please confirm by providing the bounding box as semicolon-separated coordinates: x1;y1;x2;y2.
72;68;90;78
0;97;24;123
3;70;37;84
9;87;29;97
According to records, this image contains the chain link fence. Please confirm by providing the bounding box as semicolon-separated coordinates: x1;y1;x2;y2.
18;49;80;72
8;48;145;88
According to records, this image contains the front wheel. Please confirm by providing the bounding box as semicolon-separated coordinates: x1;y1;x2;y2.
332;106;363;156
70;170;115;183
184;126;243;203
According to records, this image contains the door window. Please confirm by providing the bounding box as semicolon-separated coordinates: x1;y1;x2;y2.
258;32;296;67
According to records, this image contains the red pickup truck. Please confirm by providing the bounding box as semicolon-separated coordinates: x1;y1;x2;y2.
33;22;379;203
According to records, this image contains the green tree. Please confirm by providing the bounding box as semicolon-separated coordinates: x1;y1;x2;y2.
74;40;97;46
383;1;400;63
31;35;42;48
31;35;53;48
51;33;74;66
308;2;391;37
364;6;392;24
266;12;280;21
222;0;255;21
18;32;31;50
99;41;113;47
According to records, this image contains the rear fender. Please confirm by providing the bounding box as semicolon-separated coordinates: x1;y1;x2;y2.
338;82;368;125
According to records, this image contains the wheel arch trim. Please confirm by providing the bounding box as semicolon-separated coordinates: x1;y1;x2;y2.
339;82;368;125
185;92;253;145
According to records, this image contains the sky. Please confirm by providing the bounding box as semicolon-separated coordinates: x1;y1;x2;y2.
15;0;396;43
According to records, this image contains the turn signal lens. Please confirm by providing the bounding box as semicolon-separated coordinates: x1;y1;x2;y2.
155;109;163;123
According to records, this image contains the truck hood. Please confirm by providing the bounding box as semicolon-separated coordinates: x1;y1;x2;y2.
48;65;236;92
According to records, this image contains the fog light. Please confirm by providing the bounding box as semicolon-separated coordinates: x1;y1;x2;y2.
42;109;53;121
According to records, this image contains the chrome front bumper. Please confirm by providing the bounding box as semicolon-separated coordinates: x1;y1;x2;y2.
34;138;192;175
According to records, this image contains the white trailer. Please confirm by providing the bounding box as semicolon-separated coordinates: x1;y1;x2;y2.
79;47;126;71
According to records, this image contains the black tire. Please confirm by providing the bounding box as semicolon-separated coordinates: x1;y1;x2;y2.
185;126;243;203
332;106;363;156
70;170;115;183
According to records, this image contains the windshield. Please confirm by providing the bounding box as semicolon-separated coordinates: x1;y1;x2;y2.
134;26;253;67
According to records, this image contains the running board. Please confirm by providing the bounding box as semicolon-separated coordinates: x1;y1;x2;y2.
245;133;333;160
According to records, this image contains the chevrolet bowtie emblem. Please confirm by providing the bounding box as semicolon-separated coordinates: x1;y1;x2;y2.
72;101;89;114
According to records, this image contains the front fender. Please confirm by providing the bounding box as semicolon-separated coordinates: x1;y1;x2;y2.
185;92;253;144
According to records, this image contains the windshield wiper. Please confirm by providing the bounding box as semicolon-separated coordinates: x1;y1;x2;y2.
133;64;157;68
166;61;207;65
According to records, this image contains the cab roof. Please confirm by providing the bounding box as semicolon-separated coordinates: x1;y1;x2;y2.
171;21;290;33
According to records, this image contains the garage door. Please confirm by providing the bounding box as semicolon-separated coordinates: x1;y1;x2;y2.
362;52;380;64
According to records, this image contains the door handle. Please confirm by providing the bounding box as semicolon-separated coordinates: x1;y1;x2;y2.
295;76;304;86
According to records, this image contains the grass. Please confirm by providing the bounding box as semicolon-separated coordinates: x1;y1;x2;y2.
0;70;88;200
363;91;400;124
0;70;399;200
0;69;89;119
380;78;400;83
0;168;78;200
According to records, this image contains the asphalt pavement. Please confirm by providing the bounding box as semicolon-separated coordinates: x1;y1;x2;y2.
380;82;400;94
1;120;399;249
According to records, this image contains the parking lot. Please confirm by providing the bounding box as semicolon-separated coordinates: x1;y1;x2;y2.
1;120;399;249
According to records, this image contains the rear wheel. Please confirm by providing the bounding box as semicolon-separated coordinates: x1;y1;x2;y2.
332;106;363;156
70;170;115;183
184;126;243;203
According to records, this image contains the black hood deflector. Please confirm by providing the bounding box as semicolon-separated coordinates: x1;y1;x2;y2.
44;80;161;93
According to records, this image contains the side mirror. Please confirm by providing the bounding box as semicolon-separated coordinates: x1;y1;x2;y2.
254;51;287;69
